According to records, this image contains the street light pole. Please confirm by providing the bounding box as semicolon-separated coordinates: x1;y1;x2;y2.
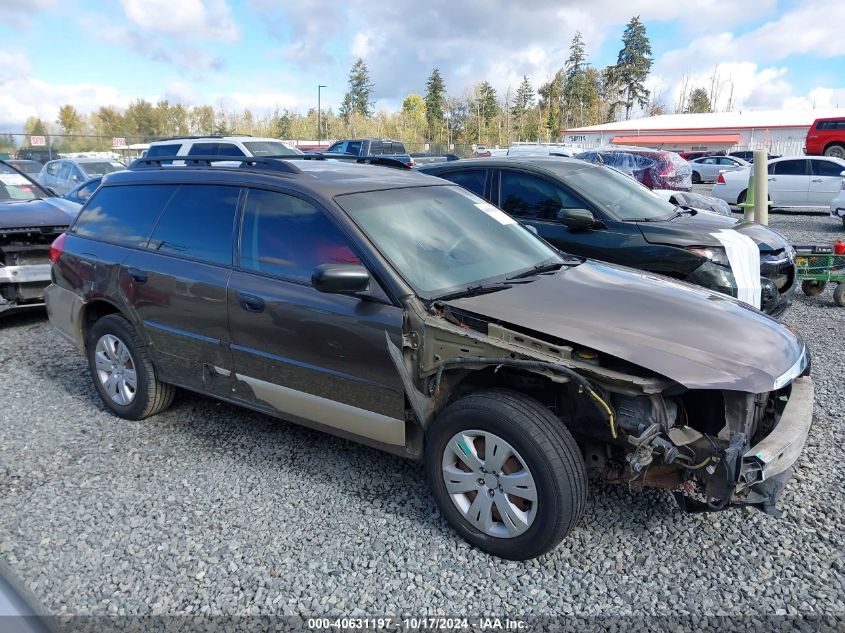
317;84;326;145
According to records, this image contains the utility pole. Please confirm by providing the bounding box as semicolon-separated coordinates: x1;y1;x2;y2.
317;84;326;144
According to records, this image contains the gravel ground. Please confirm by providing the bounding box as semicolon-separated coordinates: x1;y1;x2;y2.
1;212;844;626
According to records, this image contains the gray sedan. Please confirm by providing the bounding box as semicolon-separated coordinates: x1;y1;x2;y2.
690;155;749;183
38;158;125;195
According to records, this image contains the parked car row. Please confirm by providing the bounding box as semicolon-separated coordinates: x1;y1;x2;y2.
39;152;813;561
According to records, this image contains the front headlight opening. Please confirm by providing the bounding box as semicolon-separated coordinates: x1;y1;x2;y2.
687;246;731;268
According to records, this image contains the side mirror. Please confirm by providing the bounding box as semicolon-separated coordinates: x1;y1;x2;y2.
558;208;598;230
312;263;370;295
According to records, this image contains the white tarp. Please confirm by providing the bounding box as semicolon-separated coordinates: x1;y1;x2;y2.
712;229;761;309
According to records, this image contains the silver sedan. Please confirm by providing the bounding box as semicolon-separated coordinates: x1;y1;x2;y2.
690;155;749;183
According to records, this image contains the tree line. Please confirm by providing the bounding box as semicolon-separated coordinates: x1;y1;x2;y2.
2;16;727;155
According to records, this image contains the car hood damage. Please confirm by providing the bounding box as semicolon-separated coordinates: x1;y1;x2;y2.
441;261;805;394
637;212;792;253
0;198;78;228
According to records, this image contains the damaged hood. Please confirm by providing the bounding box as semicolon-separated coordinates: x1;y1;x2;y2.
0;198;74;229
637;212;791;253
443;261;805;393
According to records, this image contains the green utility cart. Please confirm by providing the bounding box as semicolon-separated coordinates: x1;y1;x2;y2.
795;245;845;307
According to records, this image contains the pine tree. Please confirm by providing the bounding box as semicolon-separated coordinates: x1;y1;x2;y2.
613;16;653;120
686;88;711;114
339;58;374;120
561;31;596;128
511;76;534;141
424;68;446;143
477;82;499;123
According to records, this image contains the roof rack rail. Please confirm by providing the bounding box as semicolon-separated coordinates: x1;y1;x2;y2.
128;155;303;174
296;153;412;170
152;134;254;142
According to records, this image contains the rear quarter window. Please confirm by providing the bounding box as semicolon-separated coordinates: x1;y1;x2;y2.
72;184;178;248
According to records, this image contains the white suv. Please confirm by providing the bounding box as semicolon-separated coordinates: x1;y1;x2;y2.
145;136;301;162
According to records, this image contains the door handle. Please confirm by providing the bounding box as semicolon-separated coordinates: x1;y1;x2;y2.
768;177;776;181
238;292;265;313
811;178;824;182
126;267;147;284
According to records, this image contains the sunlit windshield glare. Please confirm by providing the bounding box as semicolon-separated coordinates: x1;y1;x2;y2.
336;186;560;297
575;166;676;220
0;164;42;202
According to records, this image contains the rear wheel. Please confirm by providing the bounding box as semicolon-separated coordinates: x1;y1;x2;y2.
737;190;747;206
425;390;586;560
834;283;845;307
823;144;845;159
86;314;175;420
801;280;827;297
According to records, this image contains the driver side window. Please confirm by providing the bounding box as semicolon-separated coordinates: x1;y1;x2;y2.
499;171;585;221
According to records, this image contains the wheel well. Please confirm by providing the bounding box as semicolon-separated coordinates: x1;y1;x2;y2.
81;300;121;345
824;141;845;152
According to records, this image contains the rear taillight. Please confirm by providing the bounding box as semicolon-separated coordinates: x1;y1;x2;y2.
49;233;67;263
406;160;415;167
716;173;726;184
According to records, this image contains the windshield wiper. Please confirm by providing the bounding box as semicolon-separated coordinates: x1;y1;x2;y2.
434;282;513;302
507;260;566;280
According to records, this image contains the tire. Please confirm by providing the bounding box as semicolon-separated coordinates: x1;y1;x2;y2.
823;144;845;159
425;390;587;560
692;171;701;184
801;280;827;297
834;283;845;307
86;314;175;420
737;190;747;206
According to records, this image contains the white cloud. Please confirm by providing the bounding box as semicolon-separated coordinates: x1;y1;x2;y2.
0;0;56;27
119;0;238;41
0;53;132;130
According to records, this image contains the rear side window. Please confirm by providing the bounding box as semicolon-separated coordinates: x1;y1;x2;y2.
188;143;220;156
218;143;246;157
391;142;406;154
441;169;487;197
812;160;845;177
147;185;240;265
72;185;177;247
239;189;359;283
369;141;384;155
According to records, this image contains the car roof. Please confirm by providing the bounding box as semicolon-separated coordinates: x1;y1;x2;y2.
149;136;286;144
419;156;598;179
102;158;445;199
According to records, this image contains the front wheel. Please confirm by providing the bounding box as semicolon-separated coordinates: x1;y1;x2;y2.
425;390;587;560
834;283;845;307
692;171;701;184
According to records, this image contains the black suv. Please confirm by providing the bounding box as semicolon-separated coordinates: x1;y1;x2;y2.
419;157;797;317
326;138;413;167
45;156;812;559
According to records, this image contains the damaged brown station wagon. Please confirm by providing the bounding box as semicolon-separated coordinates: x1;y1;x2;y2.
45;156;814;560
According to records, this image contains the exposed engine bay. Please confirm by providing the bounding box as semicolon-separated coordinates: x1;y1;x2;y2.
391;296;813;516
0;225;66;314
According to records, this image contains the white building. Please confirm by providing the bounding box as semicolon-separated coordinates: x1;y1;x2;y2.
561;108;845;156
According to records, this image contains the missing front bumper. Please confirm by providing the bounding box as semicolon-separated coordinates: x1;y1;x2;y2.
735;376;814;514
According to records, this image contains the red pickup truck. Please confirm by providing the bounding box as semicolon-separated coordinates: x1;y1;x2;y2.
805;117;845;159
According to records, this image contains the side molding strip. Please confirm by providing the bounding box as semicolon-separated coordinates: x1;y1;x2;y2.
235;373;406;446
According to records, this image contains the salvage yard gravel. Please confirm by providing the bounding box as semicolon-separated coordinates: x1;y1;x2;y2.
0;212;843;623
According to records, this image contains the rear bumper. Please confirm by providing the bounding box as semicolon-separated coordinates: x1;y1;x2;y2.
44;283;86;352
734;376;814;512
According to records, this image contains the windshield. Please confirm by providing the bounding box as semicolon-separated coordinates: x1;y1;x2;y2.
336;185;561;298
242;141;302;156
0;163;45;202
80;162;125;177
570;165;676;221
